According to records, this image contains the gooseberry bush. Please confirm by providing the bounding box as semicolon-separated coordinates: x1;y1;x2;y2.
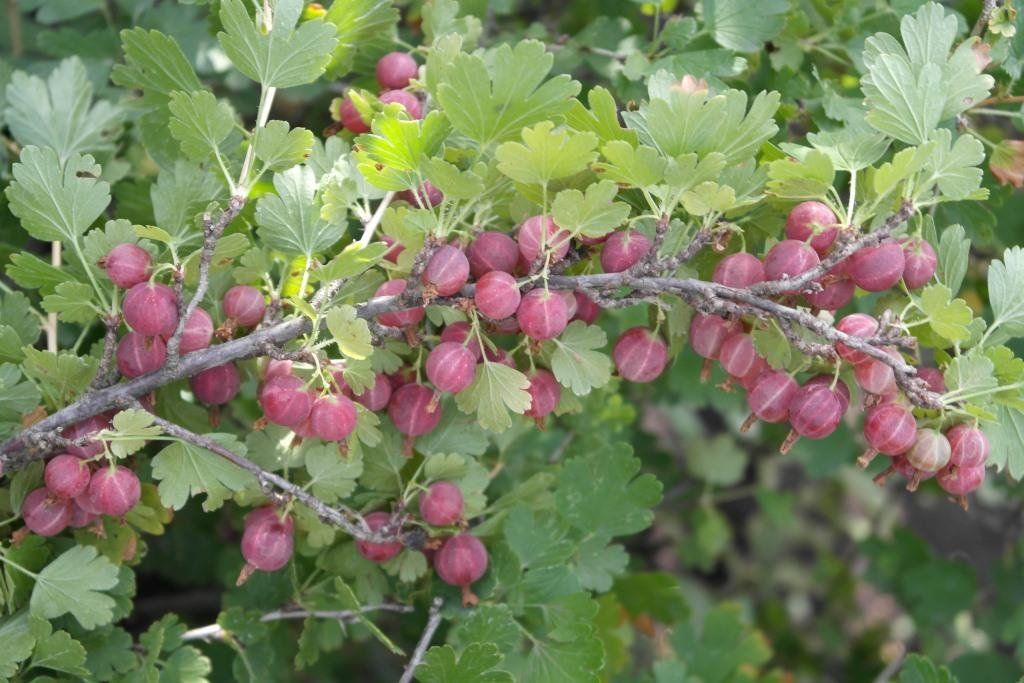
4;0;1024;681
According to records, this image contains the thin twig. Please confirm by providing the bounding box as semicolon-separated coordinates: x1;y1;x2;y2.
89;313;121;390
398;598;444;683
971;0;999;37
146;413;404;543
180;604;414;642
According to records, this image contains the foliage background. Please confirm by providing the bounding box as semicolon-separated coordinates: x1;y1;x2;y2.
1;0;1024;681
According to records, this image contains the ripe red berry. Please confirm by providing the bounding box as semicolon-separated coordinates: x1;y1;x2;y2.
62;415;110;459
435;533;489;605
873;454;937;487
426;342;477;393
906;428;951;475
525;369;561;419
600;230;651;273
484;346;516;368
190;363;241;405
467;231;519;278
785;201;839;254
805;267;855;310
376;51;418;90
69;500;99;529
848;241;905;292
517;215;570;263
339;94;369;134
689;314;740;360
388;383;443;439
375;279;425;328
44;454;91;499
420;481;464;526
223;285;266;327
356;511;403;562
102;243;151;288
398;181;443;208
853;350;898;396
613;327;669;383
475;271;521;320
308;394;359;442
719;333;766;382
764;240;820;281
178;307;214;354
423;245;470;297
835;313;879;365
937;464;986;497
900;236;938;289
917;367;946;394
713;252;765;288
572;292;601;324
439;321;483;359
945;424;989;469
743;370;798;429
803;374;851;413
517;288;568;341
21;487;72;537
116;331;167;378
382;235;405;263
379;89;422;119
859;403;917;466
556;289;578;319
240;506;294;575
88;466;141;517
781;383;844;452
123;282;178;337
350;372;393;411
259;374;314;428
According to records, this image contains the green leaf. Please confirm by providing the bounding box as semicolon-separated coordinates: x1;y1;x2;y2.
30;545;120;629
504;506;574;568
6;253;74;293
323;0;399;77
82;219;140;265
109;409;162;458
573;537;629;592
0;363;41;425
549;321;613;396
161;646;213;682
218;0;339;88
766;149;836;201
416;643;514;683
167;90;236;162
316;242;388;284
355;110;451;191
40;281;98;324
919;284;973;344
804;126;891;173
325;305;373;360
898;654;958;683
919;129;986;201
687;434;747;486
0;614;36;679
254;120;314;172
432;39;580;147
551;180;631;238
944;349;998;400
4;57;123;160
702;0;789;52
986;246;1024;346
28;618;88;677
112;28;202;106
422;0;482;49
455;362;532;432
256;165;342;256
862;56;943;146
987;405;1024;480
871;142;935;202
151;433;256;511
613;572;690;622
6;146;111;243
0;291;41;362
20;347;97;409
670;603;772;682
593;140;665;189
937;224;969;293
304;443;363;502
680;505;731;570
496;121;598;186
565;86;638;146
556;444;662;537
150;161;222;238
681;181;737;217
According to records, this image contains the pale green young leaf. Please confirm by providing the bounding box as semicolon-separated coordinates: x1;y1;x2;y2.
325;305;373;360
987;406;1024;480
766;149;835;201
316;242;388;284
871;142;935;201
151;434;256;511
304;444;363;502
495;121;598;186
593;141;666;189
661;152;729;196
681;181;737;217
804;126;891;173
432;39;580;146
41;282;98;324
551;181;631;238
355;110;451;190
702;0;789;52
218;0;339;88
944;349;998;400
111;28;202;106
4;57;123;161
167;90;236;162
109;409;162;458
30;545;120;630
986;246;1024;346
549;321;613;395
423;158;486;200
6;146;110;243
862;56;944;145
565;86;638;145
323;0;399;77
20;347;97;409
421;0;482;49
937;224;969;293
384;549;429;584
919;284;973;344
455;362;532;432
256;165;342;255
918;130;986;201
253;120;314;172
416;643;514;683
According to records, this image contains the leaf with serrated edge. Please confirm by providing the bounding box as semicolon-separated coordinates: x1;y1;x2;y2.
549;321;612;396
30;546;120;629
455;362;531;432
